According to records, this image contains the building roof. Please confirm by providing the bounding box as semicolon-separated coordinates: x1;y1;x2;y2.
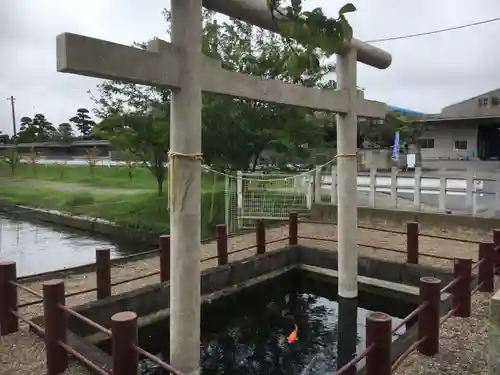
423;115;500;124
442;87;500;109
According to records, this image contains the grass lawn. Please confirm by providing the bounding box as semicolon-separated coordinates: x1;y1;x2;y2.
0;185;226;238
0;162;225;191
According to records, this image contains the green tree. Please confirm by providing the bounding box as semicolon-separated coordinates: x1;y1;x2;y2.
27;146;40;176
0;133;8;145
2;148;20;174
57;122;74;142
83;147;101;178
17;114;56;143
95;108;169;195
70;108;96;138
201;17;333;170
359;113;428;148
89;10;336;172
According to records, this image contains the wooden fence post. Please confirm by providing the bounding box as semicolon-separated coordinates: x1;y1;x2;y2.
365;312;392;375
96;248;111;299
216;224;228;265
289;212;298;246
493;229;500;274
406;222;419;264
452;258;472;317
43;279;68;375
418;277;440;356
479;242;495;293
159;235;170;283
256;219;266;255
111;311;139;375
0;261;18;335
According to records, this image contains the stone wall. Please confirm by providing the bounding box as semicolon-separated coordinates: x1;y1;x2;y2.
311;202;497;237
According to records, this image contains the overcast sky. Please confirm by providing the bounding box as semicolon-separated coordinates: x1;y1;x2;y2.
1;0;500;135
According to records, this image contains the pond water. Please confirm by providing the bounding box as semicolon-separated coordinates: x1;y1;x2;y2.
0;213;151;277
124;271;414;375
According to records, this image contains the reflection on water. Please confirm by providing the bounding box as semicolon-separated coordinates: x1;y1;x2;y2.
0;214;150;276
136;273;410;375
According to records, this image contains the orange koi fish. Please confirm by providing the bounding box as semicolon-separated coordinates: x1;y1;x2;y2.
287;324;298;344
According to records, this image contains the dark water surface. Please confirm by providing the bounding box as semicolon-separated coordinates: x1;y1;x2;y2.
130;272;414;375
0;213;151;277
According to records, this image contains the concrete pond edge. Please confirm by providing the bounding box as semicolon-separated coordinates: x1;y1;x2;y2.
28;244;456;374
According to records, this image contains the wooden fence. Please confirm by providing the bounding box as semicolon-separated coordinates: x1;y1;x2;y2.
0;212;498;375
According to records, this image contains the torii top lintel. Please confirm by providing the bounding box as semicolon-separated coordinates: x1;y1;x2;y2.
203;0;392;70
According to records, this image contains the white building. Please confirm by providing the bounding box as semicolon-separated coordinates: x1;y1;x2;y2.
418;88;500;160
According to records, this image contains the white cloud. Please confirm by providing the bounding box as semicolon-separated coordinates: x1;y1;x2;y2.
1;0;500;135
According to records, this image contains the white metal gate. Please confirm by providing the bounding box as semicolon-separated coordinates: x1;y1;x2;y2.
227;171;312;231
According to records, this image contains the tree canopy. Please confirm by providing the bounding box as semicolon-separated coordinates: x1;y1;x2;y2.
70;108;96;138
96;107;169;195
56;122;74;142
266;1;357;77
90;9;337;192
89;4;424;194
17;114;56;143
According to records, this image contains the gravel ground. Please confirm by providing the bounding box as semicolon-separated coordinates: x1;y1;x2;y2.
0;220;494;375
393;278;497;375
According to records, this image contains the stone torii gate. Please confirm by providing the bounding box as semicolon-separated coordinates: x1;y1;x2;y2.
56;1;391;373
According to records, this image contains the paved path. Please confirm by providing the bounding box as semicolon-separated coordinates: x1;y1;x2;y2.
0;178;152;195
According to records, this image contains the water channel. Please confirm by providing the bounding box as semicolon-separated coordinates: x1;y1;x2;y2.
0;213;150;277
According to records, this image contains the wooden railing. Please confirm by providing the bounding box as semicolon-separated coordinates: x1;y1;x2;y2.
333;242;495;375
0;213;498;375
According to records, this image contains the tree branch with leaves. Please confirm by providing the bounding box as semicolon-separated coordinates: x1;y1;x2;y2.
266;0;357;76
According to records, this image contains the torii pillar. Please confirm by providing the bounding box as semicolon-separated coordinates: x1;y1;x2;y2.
55;0;391;373
202;0;392;371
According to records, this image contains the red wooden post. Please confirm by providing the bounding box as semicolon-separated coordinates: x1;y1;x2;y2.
418;277;441;356
216;224;228;265
479;242;495;293
43;279;68;375
406;222;419;264
0;261;18;335
289;212;298;246
96;248;111;299
493;229;500;274
256;219;266;255
159;235;170;282
452;258;472;317
111;311;139;375
365;312;392;375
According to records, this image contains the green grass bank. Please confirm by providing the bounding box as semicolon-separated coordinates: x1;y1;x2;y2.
0;162;225;191
0;185;226;238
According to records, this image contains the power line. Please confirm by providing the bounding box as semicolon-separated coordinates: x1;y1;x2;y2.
366;16;500;43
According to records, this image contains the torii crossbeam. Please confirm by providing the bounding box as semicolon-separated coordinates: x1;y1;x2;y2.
56;1;391;374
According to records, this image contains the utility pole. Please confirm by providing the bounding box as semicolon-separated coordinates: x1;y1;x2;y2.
6;96;17;144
